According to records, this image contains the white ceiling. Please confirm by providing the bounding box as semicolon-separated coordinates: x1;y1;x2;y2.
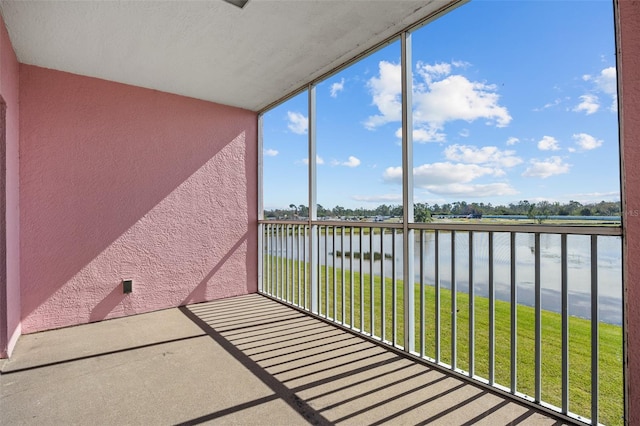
0;0;462;112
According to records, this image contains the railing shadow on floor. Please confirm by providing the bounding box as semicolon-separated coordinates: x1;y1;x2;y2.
178;294;575;425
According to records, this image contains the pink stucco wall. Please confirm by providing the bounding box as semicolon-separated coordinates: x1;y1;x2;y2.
19;65;257;333
0;13;20;358
618;1;640;423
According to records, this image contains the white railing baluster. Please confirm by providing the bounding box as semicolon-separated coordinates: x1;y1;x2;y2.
285;224;290;302
360;228;364;332
419;229;424;356
393;229;398;347
324;226;329;318
350;229;354;328
489;231;495;385
435;230;441;364
341;227;346;325
591;234;599;425
562;233;569;413
303;225;307;310
469;231;475;378
298;225;302;306
370;226;374;336
333;227;337;320
451;230;457;370
510;232;517;394
535;232;542;403
381;227;386;341
277;224;281;299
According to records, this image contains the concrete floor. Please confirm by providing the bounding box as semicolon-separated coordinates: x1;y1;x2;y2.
1;293;572;425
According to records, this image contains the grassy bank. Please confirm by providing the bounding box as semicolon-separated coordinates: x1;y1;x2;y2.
263;257;623;425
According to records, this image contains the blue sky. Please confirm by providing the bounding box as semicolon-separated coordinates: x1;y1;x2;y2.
262;0;619;211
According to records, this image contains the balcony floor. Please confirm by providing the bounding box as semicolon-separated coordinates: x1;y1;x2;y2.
1;293;572;425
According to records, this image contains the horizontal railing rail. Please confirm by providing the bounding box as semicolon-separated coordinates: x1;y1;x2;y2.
258;219;623;426
260;218;622;235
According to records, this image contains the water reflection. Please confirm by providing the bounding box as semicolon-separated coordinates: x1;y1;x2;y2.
265;229;622;324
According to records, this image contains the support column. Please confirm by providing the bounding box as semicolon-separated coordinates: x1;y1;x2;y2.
401;31;415;352
616;1;640;424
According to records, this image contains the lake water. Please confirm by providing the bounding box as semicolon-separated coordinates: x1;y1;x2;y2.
265;230;623;325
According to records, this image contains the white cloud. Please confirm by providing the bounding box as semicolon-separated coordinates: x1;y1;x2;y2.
459;128;470;138
343;156;361;167
425;182;518;197
573;94;600;115
537;135;560;151
534;98;563;111
413;73;512;128
287;111;308;134
331;156;361;167
572;132;603;150
451;60;471;69
330;78;345;98
506;137;520;146
382;166;403;183
352;194;402;203
383;158;517;198
574;67;617;114
522;156;571;178
420;62;452;83
595;67;617;96
364;61;402;129
444;144;523;168
263;148;278;157
365;60;511;137
301;155;324;165
394;127;446;143
384;162;502;187
595;67;618;112
565;191;620;203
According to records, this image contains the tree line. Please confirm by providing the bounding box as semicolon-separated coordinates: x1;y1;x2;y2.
265;200;621;222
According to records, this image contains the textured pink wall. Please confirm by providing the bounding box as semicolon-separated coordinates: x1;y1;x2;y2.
19;65;257;333
0;13;20;358
619;1;640;423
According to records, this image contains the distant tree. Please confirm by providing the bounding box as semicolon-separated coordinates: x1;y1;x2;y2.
517;200;531;215
375;204;391;216
414;203;433;223
289;204;298;218
317;204;332;217
594;201;619;216
527;203;537;221
537;201;552;223
525;201;552;223
390;205;403;217
261;199;620;222
468;202;484;216
568;200;583;215
451;201;468;215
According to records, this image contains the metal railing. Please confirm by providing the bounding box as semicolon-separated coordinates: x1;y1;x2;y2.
258;220;623;425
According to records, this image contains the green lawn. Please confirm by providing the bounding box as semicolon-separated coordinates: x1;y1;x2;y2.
263;256;623;425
